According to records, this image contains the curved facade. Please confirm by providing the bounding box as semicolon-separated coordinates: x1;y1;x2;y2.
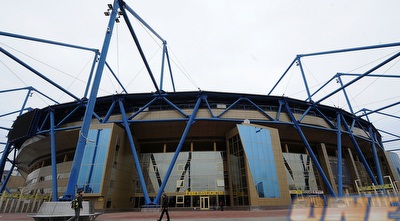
11;91;400;210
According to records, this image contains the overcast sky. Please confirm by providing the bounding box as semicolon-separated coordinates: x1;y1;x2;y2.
1;1;400;152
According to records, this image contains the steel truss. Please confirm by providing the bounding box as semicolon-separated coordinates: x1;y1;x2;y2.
0;0;399;206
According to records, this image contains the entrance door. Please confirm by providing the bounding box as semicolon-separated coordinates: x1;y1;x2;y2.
200;196;209;210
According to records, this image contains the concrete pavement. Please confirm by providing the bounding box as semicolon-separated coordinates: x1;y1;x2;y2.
0;209;289;221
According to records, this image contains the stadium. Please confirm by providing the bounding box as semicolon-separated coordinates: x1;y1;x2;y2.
1;0;400;213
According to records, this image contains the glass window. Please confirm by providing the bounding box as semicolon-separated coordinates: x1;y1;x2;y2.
237;124;280;198
283;152;320;192
140;151;227;194
77;128;111;193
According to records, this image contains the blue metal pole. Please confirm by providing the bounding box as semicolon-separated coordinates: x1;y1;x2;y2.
296;56;312;102
268;57;297;96
84;52;100;98
315;51;400;105
154;96;203;204
19;89;32;116
105;62;128;94
0;47;81;101
164;46;176;92
50;110;59;201
336;112;342;196
369;126;384;185
0;143;12;193
0;164;15;194
118;100;151;204
123;3;165;42
159;43;166;91
298;42;400;58
117;0;160;94
128;97;158;120
103;100;117;123
0;31;98;52
64;0;120;199
281;99;336;195
357;101;400;119
340;114;378;184
337;76;354;114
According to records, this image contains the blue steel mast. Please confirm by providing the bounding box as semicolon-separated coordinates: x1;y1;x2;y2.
63;0;120;199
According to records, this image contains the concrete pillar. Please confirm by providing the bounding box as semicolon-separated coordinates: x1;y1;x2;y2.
317;143;338;195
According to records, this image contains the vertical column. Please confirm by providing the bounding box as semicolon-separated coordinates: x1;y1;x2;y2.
50;110;58;201
64;0;120;199
345;148;360;183
316;143;338;195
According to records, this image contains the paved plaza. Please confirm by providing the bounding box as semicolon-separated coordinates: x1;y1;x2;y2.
0;209;288;221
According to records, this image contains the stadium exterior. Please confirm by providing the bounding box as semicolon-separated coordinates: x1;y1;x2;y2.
5;91;400;211
1;0;400;213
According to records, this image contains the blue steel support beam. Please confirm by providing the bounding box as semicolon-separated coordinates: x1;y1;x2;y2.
20;89;32;116
50;110;59;201
118;99;151;204
296;56;313;102
203;96;216;118
55;104;83;128
0;143;12;193
158;42;176;92
336;112;343;196
105;62;128;94
356;101;400;120
162;97;189;118
123;3;165;42
128;97;158;120
358;109;400;121
340;114;378;184
154;95;203;204
243;98;274;120
0;31;98;53
298;42;400;58
268;57;297;96
118;0;160;94
0;87;59;105
0;163;15;194
281;99;336;195
0;47;81;101
64;0;120;199
314;51;400;106
217;97;244;118
369;126;384;185
160;42;166;91
84;53;100;98
102;100;117;123
164;46;176;92
337;76;354;114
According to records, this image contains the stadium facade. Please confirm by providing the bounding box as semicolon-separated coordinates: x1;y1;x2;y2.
5;91;400;210
1;0;400;213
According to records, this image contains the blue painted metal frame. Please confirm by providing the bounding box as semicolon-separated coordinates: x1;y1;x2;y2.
369;126;384;185
118;98;152;204
153;95;203;204
0;0;398;205
63;0;120;199
280;98;336;195
50;110;59;201
339;114;378;185
336;112;342;196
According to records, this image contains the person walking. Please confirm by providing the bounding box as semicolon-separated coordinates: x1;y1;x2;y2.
157;193;170;221
219;199;225;211
68;190;84;221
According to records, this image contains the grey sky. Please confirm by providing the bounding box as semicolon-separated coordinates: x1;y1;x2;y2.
1;1;400;152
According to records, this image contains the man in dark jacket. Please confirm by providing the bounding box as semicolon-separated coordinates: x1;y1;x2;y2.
157;193;170;221
68;190;84;221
